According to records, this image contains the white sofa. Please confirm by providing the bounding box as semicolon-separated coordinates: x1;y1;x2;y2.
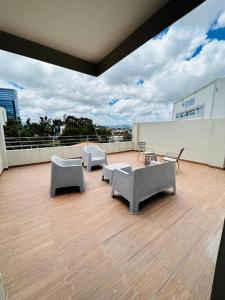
50;155;85;196
82;145;107;171
111;161;176;214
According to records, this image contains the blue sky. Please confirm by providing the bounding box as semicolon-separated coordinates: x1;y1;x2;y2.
0;0;225;126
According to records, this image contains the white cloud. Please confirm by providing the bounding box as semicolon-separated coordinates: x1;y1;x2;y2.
213;11;225;29
0;0;225;126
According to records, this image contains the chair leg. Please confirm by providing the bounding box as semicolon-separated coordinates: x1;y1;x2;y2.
50;186;56;197
129;201;139;214
80;183;85;193
173;185;176;195
111;189;114;198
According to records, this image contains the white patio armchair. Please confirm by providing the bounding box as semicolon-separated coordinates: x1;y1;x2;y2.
50;155;85;196
82;145;107;171
111;161;176;214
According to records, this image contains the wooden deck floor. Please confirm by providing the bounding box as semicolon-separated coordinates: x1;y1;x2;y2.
0;151;225;300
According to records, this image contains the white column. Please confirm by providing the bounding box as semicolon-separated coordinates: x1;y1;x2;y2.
0;108;8;174
132;122;139;150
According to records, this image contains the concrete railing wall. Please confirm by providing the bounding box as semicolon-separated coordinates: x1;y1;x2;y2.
133;118;225;168
7;141;134;167
4;118;225;168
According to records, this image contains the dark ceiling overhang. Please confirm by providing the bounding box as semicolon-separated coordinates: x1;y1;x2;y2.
0;0;206;77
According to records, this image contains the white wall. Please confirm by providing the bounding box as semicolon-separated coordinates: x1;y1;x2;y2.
0;108;8;174
213;78;225;118
7;141;134;166
133;119;225;168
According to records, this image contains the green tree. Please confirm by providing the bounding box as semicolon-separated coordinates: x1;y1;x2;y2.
4;118;23;137
21;117;53;136
4;115;106;140
62;127;80;136
62;116;96;136
38;116;53;136
96;126;112;136
52;118;63;127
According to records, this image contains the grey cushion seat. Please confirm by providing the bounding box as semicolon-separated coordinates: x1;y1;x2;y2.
50;155;85;196
92;157;104;161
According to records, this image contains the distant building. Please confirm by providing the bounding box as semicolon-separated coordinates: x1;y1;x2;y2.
0;88;20;119
109;135;124;142
60;125;65;135
173;78;225;121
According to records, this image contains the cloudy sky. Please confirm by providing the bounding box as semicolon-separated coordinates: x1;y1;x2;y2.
0;0;225;126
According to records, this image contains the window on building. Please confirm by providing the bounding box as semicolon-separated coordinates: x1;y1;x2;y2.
199;105;204;114
175;104;204;119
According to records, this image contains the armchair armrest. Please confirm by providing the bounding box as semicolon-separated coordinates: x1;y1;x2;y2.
113;168;131;183
82;150;92;169
62;158;82;167
97;148;106;154
83;150;91;159
112;169;132;199
116;169;130;175
120;166;132;174
96;148;106;158
83;148;91;154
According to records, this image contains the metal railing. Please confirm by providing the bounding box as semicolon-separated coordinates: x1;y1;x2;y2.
5;135;132;150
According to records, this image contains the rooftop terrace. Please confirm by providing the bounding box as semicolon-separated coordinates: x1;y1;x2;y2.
0;151;225;299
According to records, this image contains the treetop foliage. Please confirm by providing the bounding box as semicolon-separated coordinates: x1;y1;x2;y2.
4;115;112;137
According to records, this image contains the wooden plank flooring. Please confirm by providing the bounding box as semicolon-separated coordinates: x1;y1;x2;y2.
0;151;225;299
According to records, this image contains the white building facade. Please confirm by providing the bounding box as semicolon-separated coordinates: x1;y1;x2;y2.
173;78;225;121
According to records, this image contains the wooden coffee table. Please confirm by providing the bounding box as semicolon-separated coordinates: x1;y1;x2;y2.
145;153;157;165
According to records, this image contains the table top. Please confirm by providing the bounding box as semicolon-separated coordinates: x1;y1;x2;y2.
144;152;156;156
104;163;130;171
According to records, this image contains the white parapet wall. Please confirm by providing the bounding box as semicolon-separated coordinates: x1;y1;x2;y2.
7;141;134;167
0;107;8;174
133;118;225;168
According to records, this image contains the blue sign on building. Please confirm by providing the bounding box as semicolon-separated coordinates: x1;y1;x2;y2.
0;88;20;119
182;97;195;108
